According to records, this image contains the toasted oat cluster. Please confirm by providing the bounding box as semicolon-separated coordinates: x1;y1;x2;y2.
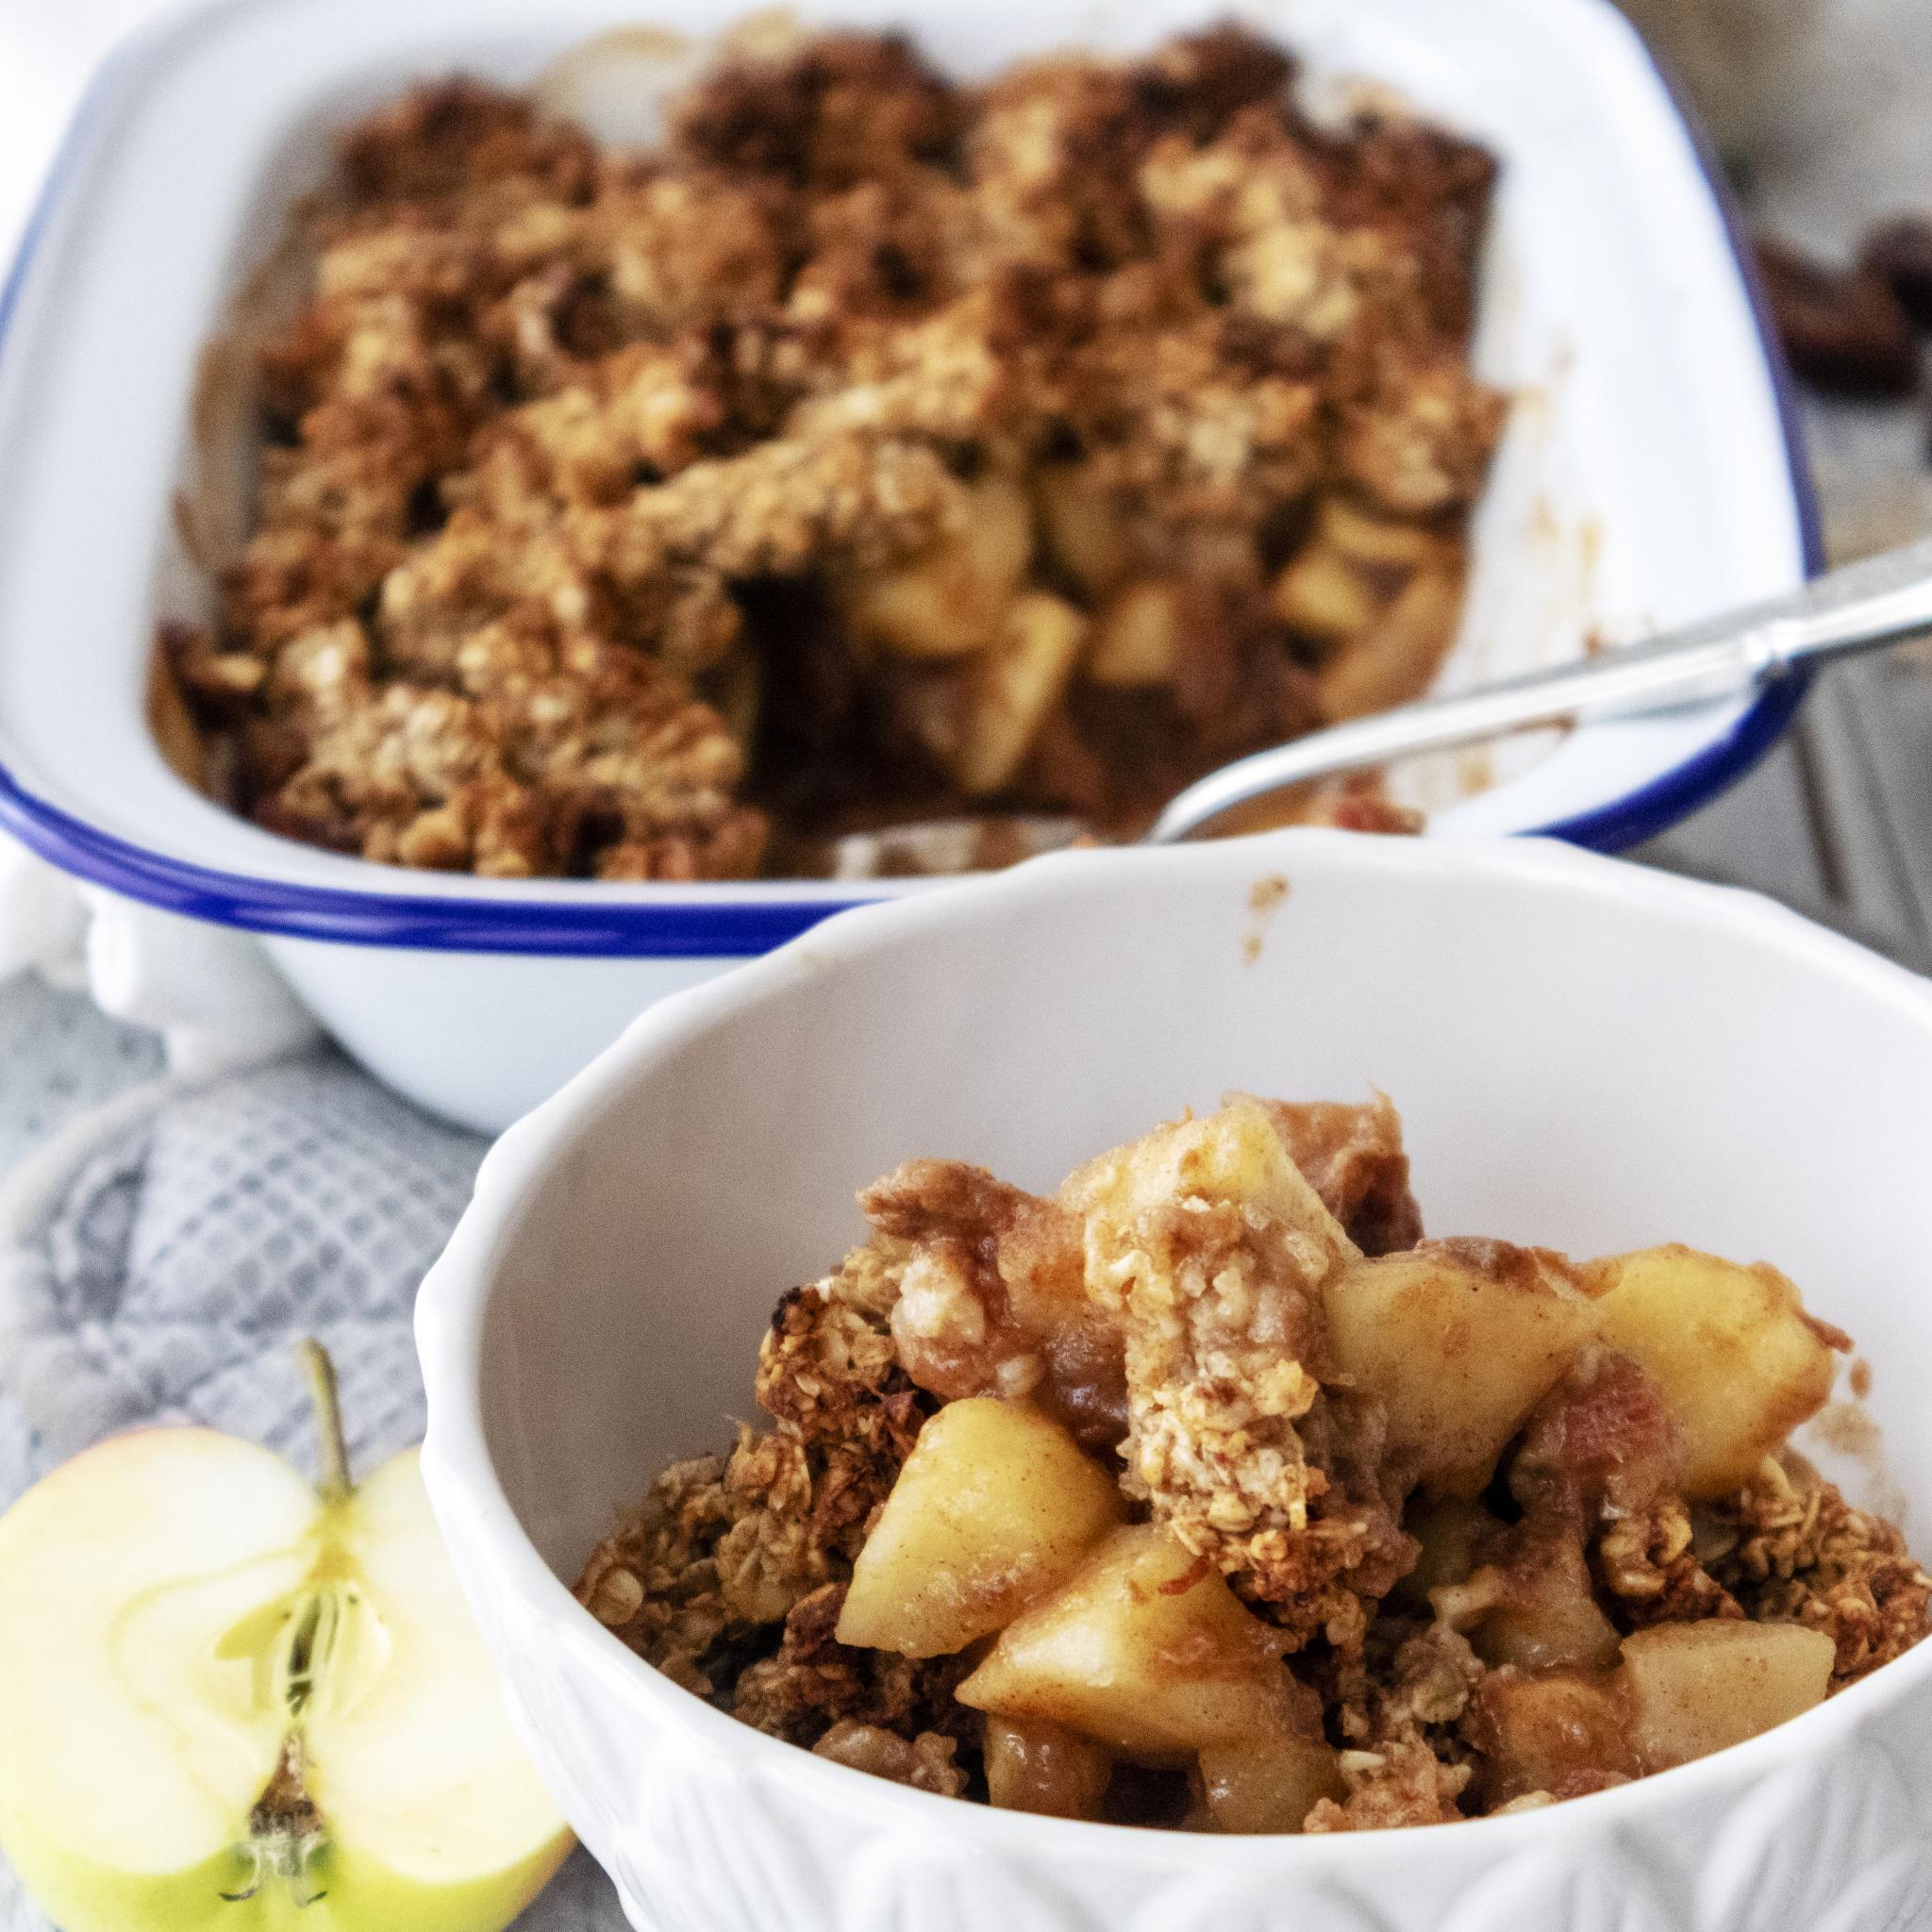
577;1096;1930;1830
162;26;1502;881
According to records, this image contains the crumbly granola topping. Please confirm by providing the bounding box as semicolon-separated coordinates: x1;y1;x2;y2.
1708;1455;1932;1686
813;1720;969;1797
1074;1180;1329;1581
732;1583;973;1750
1595;1494;1742;1629
1303;1733;1471;1834
576;1092;1927;1829
165;27;1502;879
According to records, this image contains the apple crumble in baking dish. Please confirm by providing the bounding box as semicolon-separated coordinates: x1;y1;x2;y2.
161;25;1502;881
576;1097;1929;1830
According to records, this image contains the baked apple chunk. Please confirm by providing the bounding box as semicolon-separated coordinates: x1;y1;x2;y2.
1586;1245;1844;1496
837;1397;1123;1657
1617;1621;1837;1771
1325;1241;1597;1497
956;1525;1313;1759
580;1091;1927;1832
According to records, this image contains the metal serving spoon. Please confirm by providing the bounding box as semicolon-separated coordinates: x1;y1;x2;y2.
830;534;1932;877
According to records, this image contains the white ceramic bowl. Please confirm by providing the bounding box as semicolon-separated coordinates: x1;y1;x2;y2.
416;830;1932;1932
0;0;1817;1131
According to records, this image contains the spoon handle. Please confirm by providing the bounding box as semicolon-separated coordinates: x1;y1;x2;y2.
1148;534;1932;844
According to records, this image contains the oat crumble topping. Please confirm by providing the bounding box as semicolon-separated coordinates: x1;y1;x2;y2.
575;1091;1928;1829
163;26;1501;880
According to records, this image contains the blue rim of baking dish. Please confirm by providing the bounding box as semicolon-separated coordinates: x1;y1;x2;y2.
0;2;1824;959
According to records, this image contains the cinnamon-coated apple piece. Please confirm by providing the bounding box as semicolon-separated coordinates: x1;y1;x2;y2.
1584;1245;1844;1497
836;475;1033;658
0;1342;571;1932
1467;1667;1637;1807
836;1397;1124;1657
1447;1529;1623;1674
1195;1738;1344;1834
1061;1100;1358;1276
1616;1620;1836;1770
982;1715;1114;1820
1394;1494;1498;1607
1324;1241;1597;1497
955;1524;1310;1759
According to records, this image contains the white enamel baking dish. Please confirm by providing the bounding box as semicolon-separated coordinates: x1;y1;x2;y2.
415;829;1932;1932
0;0;1818;1131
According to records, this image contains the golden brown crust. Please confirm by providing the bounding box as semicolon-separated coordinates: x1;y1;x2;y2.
578;1239;935;1695
859;1158;1127;1449
1079;1186;1331;1614
575;1451;744;1693
813;1719;970;1795
1058;1107;1415;1652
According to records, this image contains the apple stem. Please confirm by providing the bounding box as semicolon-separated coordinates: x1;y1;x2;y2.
295;1339;354;1503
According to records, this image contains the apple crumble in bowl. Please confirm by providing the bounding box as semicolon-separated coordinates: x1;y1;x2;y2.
417;831;1932;1929
573;1095;1928;1830
162;24;1504;881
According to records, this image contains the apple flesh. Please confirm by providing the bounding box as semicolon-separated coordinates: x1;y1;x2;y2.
0;1350;571;1931
836;1396;1124;1657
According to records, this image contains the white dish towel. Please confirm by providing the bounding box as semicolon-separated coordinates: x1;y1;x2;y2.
0;1045;627;1932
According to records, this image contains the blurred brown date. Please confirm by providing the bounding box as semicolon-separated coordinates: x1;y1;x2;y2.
1754;236;1921;399
1860;216;1932;331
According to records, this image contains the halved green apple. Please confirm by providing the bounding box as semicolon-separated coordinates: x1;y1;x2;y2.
0;1344;572;1931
